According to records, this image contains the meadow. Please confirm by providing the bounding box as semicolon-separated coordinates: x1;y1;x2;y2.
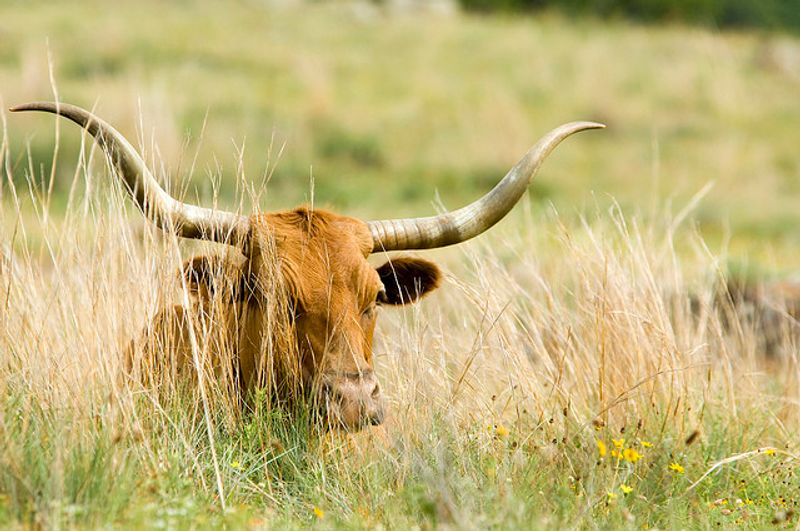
1;1;800;528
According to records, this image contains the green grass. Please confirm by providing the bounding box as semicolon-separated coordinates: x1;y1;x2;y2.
1;1;800;528
2;383;796;528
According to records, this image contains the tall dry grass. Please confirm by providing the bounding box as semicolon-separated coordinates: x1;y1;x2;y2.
1;110;798;527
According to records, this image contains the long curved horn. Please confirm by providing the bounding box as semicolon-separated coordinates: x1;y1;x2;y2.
10;102;250;243
367;121;604;252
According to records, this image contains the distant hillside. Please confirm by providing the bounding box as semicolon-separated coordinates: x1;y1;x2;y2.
459;0;800;33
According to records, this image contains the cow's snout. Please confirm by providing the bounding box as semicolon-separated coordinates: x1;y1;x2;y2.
321;370;385;430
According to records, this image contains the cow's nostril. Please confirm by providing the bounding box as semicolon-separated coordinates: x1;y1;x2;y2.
371;381;380;399
369;407;385;426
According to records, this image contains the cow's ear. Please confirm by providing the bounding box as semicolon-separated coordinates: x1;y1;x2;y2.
181;255;253;301
375;257;442;305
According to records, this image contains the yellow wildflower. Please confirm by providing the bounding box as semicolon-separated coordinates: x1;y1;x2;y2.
612;438;625;449
611;450;620;459
620;484;633;494
597;439;607;458
495;424;509;439
669;462;685;474
313;506;325;520
623;448;643;463
231;460;242;470
607;492;618;500
640;440;653;448
764;448;776;456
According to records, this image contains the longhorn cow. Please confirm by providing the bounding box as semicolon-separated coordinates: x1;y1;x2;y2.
11;102;602;430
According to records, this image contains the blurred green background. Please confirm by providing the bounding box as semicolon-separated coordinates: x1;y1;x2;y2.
1;0;799;261
460;0;800;33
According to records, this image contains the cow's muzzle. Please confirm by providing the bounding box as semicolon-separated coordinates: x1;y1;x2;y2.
321;370;385;430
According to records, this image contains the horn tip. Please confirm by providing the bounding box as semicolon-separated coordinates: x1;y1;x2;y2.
8;103;38;113
579;121;606;130
553;121;606;137
8;102;58;114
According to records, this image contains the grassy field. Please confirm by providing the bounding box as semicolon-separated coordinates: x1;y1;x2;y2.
2;1;800;528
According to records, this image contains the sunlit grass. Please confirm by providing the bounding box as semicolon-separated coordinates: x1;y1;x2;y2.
2;119;800;526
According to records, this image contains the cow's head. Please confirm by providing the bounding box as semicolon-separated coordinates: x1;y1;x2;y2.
11;102;602;430
181;208;442;428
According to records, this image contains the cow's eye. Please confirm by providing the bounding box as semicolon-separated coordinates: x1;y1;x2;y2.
362;302;378;318
289;299;305;321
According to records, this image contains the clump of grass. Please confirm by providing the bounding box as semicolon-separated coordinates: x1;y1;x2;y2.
1;103;799;528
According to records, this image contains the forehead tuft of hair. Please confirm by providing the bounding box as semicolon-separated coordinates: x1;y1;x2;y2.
260;207;338;239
